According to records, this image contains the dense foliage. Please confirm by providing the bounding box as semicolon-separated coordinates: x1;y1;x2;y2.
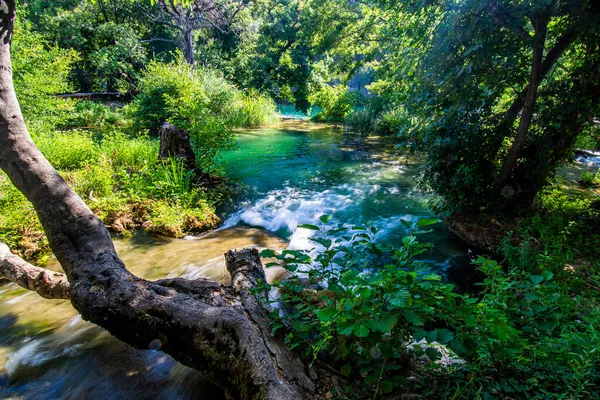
352;0;600;215
132;56;277;172
260;217;600;398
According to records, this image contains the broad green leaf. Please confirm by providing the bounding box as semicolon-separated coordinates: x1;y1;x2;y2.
416;218;439;228
319;214;332;223
359;287;372;299
373;315;398;333
542;270;554;281
381;380;394;393
353;324;370;337
340;364;352;377
317;308;337;322
530;275;544;285
413;329;427;341
422;274;442;281
426;330;438;343
437;329;454;344
425;347;441;361
260;249;276;258
402;310;424;326
524;293;538;302
388;290;411;307
328;282;345;293
337;322;354;336
298;224;319;230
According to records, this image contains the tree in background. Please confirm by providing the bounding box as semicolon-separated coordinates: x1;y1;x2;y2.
135;0;248;65
237;0;380;112
370;0;600;215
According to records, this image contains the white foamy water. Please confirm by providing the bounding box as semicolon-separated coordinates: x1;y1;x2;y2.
576;151;600;169
5;316;94;377
222;186;359;230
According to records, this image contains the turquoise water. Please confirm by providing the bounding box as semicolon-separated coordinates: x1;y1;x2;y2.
276;104;322;119
221;122;469;275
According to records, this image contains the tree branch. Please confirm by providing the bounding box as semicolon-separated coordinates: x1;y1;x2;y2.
0;243;70;299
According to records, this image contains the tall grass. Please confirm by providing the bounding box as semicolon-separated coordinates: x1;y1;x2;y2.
228;91;279;128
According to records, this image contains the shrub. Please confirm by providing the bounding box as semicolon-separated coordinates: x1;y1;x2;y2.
76;156;116;198
67;101;123;128
374;110;408;136
228;90;279;128
309;85;357;122
343;108;376;135
579;170;599;187
0;173;49;262
11;19;78;130
133;56;279;173
344;107;412;136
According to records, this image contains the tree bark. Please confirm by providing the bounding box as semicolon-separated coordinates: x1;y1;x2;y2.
0;4;321;397
158;121;197;170
497;16;548;184
491;24;580;162
182;26;195;64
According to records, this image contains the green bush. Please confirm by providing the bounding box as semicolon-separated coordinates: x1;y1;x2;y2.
260;217;600;398
11;19;78;131
374;110;408;136
579;170;599;187
133;55;277;133
35;130;99;170
228;90;279;128
344;107;412;136
343;108;376;135
133;56;277;173
309;85;357;122
76;156;116;198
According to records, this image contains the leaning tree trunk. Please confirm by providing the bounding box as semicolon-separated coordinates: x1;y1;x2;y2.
158;121;197;170
497;16;548;185
0;2;324;398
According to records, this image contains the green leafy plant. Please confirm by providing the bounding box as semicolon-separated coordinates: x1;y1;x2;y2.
258;217;600;398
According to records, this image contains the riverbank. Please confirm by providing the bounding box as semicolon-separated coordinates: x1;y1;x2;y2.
446;157;600;267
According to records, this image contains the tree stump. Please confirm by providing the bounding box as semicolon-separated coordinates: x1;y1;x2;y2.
158;121;196;170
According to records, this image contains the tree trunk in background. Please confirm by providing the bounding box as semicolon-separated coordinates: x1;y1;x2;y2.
158;121;197;170
182;27;195;64
497;17;548;185
0;2;325;398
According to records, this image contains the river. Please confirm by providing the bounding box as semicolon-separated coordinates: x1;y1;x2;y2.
0;122;470;399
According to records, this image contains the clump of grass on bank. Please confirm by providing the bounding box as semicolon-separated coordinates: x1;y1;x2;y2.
1;117;222;263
